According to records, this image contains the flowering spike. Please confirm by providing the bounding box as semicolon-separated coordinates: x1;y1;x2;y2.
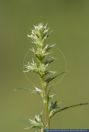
28;23;50;47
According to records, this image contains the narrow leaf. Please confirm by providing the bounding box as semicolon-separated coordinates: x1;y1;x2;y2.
45;71;66;84
50;102;89;118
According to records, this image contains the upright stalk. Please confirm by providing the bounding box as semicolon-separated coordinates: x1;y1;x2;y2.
44;85;49;127
25;23;54;131
41;73;50;129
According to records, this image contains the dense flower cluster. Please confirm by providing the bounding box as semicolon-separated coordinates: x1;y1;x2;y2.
27;23;49;46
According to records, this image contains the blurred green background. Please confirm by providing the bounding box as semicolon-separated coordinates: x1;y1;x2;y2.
0;0;89;131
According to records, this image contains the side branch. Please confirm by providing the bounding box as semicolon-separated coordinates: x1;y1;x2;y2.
50;102;89;119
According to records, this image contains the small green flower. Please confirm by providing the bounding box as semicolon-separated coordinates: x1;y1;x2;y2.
23;59;38;73
27;23;49;46
33;87;44;98
28;114;44;129
48;100;63;118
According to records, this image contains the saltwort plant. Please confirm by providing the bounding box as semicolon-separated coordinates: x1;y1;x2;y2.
23;23;88;132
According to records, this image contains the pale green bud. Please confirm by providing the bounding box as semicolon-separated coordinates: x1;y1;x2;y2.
27;23;49;46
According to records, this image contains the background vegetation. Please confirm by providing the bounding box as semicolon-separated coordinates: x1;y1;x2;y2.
0;0;89;132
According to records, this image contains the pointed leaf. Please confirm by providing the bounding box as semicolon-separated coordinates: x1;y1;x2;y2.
45;72;65;84
50;102;89;118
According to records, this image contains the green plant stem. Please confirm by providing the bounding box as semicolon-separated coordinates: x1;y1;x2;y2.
44;85;51;129
41;79;50;129
41;128;44;132
48;116;50;129
45;86;49;127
